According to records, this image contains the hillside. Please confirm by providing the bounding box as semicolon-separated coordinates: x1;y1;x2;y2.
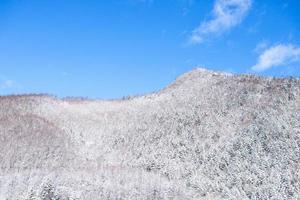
0;68;300;199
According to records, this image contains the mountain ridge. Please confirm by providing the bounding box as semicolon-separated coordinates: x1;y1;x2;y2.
0;68;300;199
1;67;299;102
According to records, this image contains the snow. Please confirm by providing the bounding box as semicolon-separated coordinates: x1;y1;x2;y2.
0;68;299;199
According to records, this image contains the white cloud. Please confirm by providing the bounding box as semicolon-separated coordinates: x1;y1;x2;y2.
251;44;300;72
254;40;268;53
0;78;21;90
135;0;154;4
61;71;71;77
189;0;252;44
1;80;15;89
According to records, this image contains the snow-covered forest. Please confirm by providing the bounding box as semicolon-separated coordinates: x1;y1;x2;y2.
0;68;300;199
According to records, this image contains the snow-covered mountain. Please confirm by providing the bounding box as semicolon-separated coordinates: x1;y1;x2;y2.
1;68;299;199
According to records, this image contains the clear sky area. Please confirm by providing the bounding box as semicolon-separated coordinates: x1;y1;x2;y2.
0;0;299;98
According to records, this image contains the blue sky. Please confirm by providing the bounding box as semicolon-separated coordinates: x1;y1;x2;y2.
0;0;299;98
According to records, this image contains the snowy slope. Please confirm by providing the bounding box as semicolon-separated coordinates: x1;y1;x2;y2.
0;68;300;199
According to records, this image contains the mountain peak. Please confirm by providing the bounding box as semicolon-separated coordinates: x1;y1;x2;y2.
175;67;233;82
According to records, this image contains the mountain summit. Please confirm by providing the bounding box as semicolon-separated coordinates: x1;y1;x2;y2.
0;68;300;199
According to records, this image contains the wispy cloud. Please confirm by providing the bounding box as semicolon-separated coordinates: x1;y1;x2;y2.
254;40;269;53
61;71;72;77
251;44;300;72
0;80;16;89
0;75;21;90
189;0;252;44
179;0;195;16
135;0;154;4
